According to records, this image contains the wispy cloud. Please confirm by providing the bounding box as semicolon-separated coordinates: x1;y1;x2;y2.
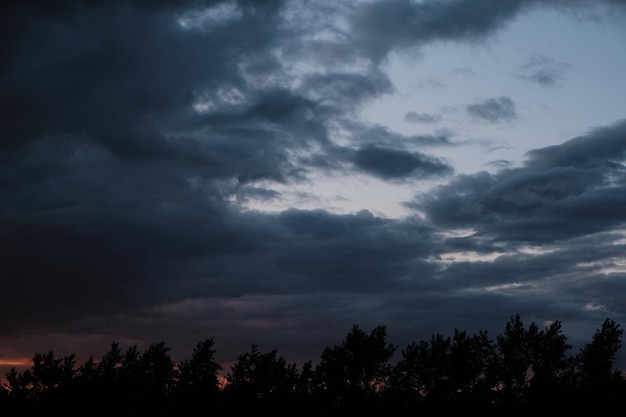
467;96;517;123
405;111;442;124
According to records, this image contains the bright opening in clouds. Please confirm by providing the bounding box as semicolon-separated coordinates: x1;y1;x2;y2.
1;0;626;375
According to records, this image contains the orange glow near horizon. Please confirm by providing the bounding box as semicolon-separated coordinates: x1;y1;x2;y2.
0;358;31;367
0;358;31;383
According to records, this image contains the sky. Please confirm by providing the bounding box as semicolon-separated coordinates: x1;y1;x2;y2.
2;0;626;377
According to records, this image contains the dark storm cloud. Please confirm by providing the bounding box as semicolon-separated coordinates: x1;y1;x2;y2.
0;142;265;327
0;0;449;360
347;0;626;62
0;0;328;184
467;96;517;123
270;208;441;292
525;120;626;170
352;145;453;180
410;119;626;245
2;0;626;375
0;0;304;329
196;88;335;182
349;0;530;61
2;3;210;154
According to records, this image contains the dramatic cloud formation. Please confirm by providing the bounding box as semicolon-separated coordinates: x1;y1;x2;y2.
1;0;626;376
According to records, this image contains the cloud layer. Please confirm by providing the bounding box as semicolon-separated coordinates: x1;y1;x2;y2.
1;0;626;372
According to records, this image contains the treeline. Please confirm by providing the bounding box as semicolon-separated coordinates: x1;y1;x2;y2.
1;315;624;413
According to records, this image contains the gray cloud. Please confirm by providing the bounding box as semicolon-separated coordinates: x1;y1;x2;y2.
343;123;456;148
409;119;626;245
405;111;442;124
485;159;513;169
349;0;530;62
521;67;564;87
300;71;395;111
347;0;626;62
352;145;453;180
1;0;626;375
467;96;517;123
524;120;626;170
517;53;570;86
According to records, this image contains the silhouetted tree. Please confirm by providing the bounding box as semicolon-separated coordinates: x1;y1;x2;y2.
574;318;624;406
417;333;452;401
3;351;76;409
5;367;36;403
115;344;141;406
176;338;222;408
145;342;176;387
97;341;123;386
494;314;533;404
577;318;623;385
525;320;572;405
449;329;497;405
293;359;315;398
389;329;496;410
76;356;98;383
70;355;100;406
224;344;297;409
15;352;73;402
81;341;177;410
315;324;397;409
1;314;624;412
389;337;439;408
33;351;75;392
132;341;177;409
0;379;9;406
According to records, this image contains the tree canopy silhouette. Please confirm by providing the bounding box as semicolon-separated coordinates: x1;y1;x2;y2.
1;315;624;413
